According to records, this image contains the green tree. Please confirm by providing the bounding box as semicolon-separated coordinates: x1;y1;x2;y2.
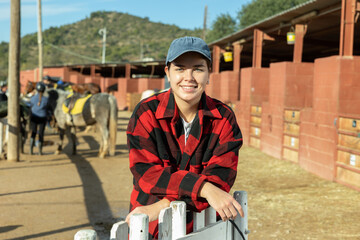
0;10;203;78
206;13;238;43
0;42;9;80
237;0;309;28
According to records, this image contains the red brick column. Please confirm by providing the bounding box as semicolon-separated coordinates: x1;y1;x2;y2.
114;78;128;110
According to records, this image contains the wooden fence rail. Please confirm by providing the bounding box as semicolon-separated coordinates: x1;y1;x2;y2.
74;191;248;240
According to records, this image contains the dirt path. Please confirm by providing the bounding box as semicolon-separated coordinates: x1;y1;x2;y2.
0;111;359;239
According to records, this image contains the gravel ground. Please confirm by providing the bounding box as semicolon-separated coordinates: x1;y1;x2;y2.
0;110;359;239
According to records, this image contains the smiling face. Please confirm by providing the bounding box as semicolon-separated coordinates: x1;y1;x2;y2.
165;52;210;110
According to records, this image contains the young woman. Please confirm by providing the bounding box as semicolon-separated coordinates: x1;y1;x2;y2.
29;82;50;155
126;36;243;238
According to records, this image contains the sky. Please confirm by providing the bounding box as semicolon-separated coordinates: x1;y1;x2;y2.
0;0;251;43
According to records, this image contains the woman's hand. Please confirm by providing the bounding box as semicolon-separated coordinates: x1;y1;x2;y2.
199;182;244;221
125;198;170;225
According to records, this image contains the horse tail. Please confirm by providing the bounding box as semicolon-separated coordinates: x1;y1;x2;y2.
108;94;118;156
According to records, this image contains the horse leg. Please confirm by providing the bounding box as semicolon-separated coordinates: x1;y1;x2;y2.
55;127;65;155
84;125;95;133
20;127;26;154
0;119;5;155
108;94;117;156
97;123;104;157
97;123;109;159
65;127;77;155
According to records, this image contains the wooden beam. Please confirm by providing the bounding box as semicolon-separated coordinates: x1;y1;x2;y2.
232;42;243;71
125;63;131;79
90;65;96;77
252;29;276;68
263;33;275;41
212;45;221;73
339;0;356;56
293;24;307;63
252;29;263;68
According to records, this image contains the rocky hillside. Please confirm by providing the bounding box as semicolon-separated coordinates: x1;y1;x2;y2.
0;11;202;80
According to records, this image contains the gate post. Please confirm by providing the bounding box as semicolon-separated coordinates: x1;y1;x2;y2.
233;191;249;240
171;201;186;239
130;213;149;240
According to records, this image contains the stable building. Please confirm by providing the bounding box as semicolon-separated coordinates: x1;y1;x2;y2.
20;0;360;191
208;0;360;191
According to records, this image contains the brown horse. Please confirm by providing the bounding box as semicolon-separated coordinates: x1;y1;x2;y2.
23;81;37;95
71;83;101;95
47;88;117;158
24;81;101;95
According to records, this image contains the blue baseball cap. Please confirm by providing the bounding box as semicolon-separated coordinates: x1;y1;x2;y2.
165;36;212;65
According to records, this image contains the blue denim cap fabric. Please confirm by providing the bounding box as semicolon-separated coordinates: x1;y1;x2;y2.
165;36;212;65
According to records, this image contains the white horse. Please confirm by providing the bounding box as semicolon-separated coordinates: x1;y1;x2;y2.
47;89;118;158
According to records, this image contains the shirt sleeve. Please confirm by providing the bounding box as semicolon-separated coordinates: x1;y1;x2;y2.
127;105;242;212
188;110;243;211
127;109;207;203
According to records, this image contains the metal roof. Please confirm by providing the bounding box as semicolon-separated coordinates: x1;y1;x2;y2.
208;0;348;69
209;0;341;47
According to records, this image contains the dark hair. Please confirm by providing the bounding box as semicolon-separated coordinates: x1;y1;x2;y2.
36;82;46;106
167;58;211;71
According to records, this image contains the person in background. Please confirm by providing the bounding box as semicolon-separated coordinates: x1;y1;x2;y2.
29;82;50;155
43;75;54;88
0;82;8;102
56;79;64;90
126;36;244;238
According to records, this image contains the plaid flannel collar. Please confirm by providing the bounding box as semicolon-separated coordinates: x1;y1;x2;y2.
155;89;222;120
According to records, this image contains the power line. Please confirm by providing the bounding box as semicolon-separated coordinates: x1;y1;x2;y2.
44;41;101;63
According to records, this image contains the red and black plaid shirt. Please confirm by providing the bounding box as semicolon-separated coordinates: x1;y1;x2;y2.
127;89;243;238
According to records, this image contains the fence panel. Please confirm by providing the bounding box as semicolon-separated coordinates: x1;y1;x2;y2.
74;229;97;240
74;191;248;240
129;213;149;240
233;191;249;240
110;221;128;240
204;207;216;226
159;207;172;240
176;221;229;240
170;201;186;239
193;210;205;231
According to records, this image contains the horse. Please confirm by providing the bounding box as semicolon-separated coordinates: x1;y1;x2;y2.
71;83;101;95
105;83;117;94
0;100;30;155
46;89;117;158
23;81;37;98
24;81;101;95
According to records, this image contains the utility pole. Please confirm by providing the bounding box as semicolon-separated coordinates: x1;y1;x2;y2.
140;41;143;60
7;0;21;161
37;0;43;82
99;28;107;64
203;5;208;40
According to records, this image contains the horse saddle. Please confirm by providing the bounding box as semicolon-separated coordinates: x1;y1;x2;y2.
62;93;92;115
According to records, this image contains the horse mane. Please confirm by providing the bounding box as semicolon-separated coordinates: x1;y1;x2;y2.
46;88;69;111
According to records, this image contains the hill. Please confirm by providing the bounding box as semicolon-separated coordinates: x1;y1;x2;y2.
0;11;202;81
